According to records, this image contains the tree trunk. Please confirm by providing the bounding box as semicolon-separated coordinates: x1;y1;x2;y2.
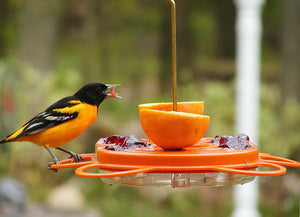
215;1;235;58
159;1;172;94
176;0;198;84
16;0;62;115
0;0;9;57
17;0;61;73
281;0;300;103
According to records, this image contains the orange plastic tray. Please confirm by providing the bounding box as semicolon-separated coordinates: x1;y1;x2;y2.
50;138;300;178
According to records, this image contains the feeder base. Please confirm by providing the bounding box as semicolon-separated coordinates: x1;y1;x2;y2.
100;170;255;188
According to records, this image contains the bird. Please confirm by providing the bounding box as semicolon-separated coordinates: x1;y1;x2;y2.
0;82;121;171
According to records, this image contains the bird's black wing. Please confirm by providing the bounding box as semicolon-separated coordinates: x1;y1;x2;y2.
1;96;80;143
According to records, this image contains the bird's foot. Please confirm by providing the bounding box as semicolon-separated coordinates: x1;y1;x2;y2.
47;161;59;172
55;147;83;163
45;147;59;172
68;153;84;163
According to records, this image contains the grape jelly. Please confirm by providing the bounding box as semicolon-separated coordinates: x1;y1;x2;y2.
209;134;251;150
100;135;155;151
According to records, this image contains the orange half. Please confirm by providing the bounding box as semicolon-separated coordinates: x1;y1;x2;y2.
139;105;210;150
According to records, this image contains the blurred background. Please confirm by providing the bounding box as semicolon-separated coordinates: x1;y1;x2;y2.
0;0;299;216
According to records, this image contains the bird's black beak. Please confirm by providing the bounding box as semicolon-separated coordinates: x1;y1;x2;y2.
105;84;121;98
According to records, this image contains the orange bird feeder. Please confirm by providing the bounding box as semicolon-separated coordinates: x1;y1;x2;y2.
50;136;300;188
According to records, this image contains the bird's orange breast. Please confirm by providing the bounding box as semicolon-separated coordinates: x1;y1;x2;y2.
21;103;98;148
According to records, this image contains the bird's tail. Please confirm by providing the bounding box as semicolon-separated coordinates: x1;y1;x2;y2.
0;128;24;144
0;137;10;144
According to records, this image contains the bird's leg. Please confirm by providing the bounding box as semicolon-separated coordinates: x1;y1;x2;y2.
45;147;59;172
56;147;84;162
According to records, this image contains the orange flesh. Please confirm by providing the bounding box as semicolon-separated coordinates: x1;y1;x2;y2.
138;101;204;114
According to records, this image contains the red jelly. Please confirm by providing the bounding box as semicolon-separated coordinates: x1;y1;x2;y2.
101;135;154;151
210;134;251;150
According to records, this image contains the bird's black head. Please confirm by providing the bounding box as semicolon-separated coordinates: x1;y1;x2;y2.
74;83;120;106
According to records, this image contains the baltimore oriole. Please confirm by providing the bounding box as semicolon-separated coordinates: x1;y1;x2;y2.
0;82;120;171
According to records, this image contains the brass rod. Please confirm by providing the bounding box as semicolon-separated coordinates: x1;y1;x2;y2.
168;0;177;111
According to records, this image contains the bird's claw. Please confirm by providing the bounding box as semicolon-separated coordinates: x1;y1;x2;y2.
46;150;83;172
68;154;84;163
47;161;58;172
